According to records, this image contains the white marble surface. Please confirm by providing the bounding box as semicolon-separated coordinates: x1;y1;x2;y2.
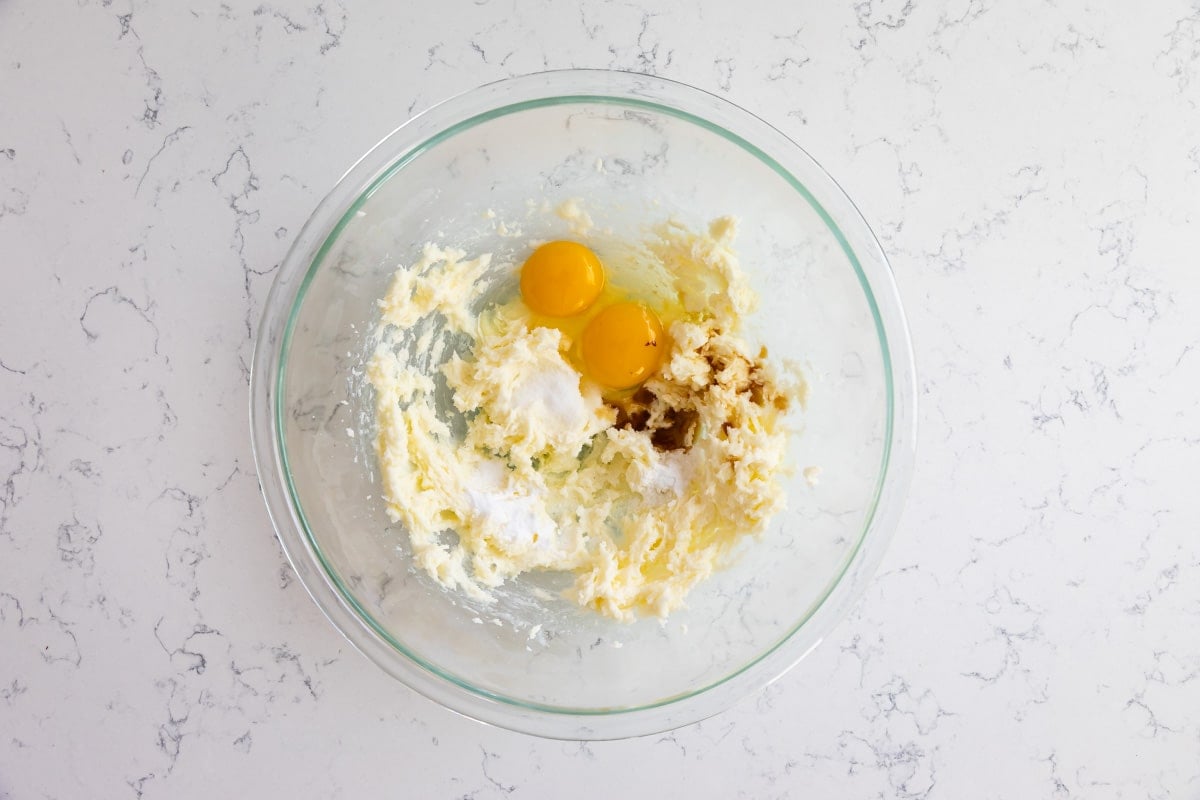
2;0;1199;796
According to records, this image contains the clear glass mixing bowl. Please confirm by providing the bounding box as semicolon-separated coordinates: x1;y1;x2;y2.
250;69;916;739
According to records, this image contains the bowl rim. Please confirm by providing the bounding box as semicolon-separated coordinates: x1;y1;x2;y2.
250;68;917;739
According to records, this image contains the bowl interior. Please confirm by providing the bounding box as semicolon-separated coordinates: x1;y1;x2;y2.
278;96;890;712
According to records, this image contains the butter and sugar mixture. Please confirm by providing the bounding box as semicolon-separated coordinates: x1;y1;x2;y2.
367;213;799;621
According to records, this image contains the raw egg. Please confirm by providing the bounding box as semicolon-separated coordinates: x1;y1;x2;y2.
519;240;604;317
518;240;670;391
581;302;665;389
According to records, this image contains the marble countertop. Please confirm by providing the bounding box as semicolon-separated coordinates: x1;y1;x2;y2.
3;0;1199;797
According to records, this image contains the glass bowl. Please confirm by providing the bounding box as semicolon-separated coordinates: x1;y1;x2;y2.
250;69;915;739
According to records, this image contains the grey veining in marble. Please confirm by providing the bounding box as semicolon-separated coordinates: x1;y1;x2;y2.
2;0;1199;797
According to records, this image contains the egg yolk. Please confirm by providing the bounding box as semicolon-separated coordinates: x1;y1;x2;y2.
581;302;665;389
520;241;605;317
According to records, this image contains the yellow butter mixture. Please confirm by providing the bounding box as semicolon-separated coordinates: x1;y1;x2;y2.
367;214;797;621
